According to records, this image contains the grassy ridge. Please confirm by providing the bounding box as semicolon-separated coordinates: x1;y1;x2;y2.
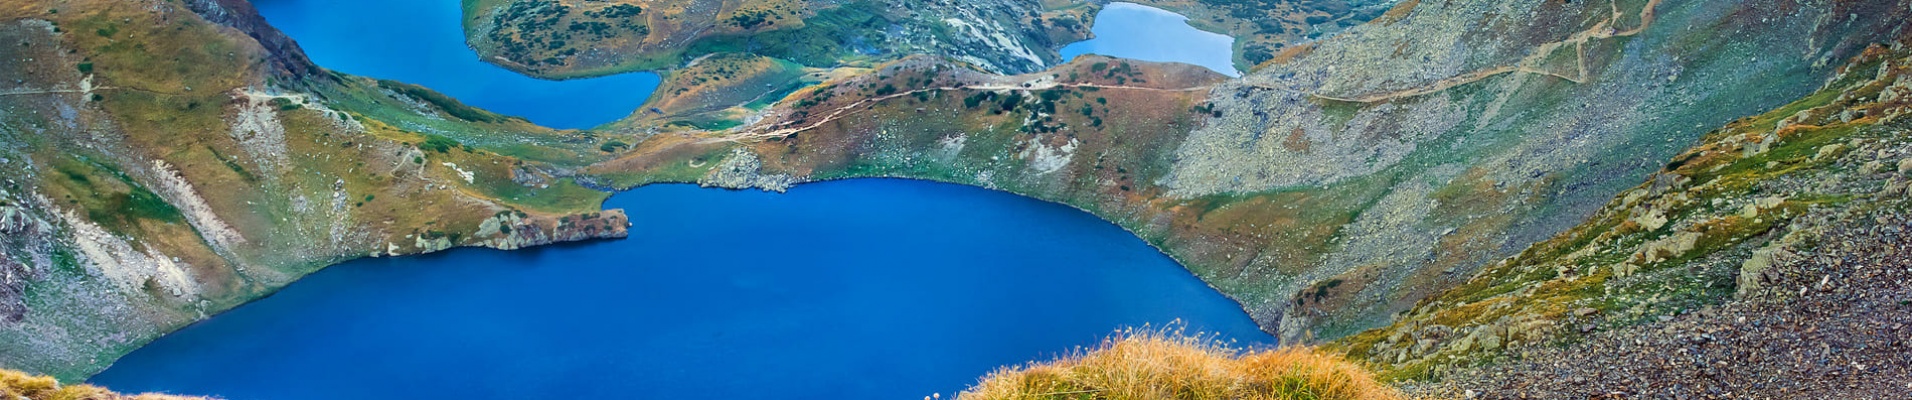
374;79;515;124
1;369;206;400
962;328;1404;400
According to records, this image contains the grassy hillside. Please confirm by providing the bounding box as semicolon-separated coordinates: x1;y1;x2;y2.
5;0;1912;395
0;0;628;379
618;53;814;132
1329;37;1912;383
589;0;1912;349
950;31;1912;398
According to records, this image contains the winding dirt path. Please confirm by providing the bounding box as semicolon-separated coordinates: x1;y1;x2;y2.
0;88;90;96
707;0;1660;142
1285;0;1662;103
715;80;1213;143
0;75;113;97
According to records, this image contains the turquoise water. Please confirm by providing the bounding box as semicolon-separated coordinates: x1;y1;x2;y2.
92;180;1274;399
1061;2;1241;77
252;0;661;129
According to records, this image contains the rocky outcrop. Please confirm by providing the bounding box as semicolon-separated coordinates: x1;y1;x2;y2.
148;161;247;254
181;0;318;78
699;148;795;192
471;210;630;251
0;188;53;324
181;0;313;79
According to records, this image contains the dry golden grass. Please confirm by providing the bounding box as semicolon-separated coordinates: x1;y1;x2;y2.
0;369;208;400
960;327;1408;400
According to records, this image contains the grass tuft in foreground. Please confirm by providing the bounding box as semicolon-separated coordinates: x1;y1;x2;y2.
960;327;1406;400
1;369;208;400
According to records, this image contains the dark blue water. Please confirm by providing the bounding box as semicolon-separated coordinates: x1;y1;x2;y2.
252;0;660;129
92;180;1273;399
1061;2;1241;77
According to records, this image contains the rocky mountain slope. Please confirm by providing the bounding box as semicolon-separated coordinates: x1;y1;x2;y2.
0;0;629;379
594;0;1912;347
1331;39;1912;395
4;0;1912;395
462;0;1385;78
1166;0;1909;343
467;0;1089;77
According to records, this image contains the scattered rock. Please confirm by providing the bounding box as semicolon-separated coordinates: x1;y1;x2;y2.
1883;178;1908;198
1423;212;1912;399
1814;143;1847;161
699;148;796;192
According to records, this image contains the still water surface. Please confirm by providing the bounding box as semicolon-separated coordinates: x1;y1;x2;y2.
93;180;1274;399
252;0;661;129
93;2;1268;398
1061;2;1242;77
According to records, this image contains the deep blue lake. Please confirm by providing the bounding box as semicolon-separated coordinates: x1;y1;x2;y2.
252;0;661;129
92;1;1268;398
1061;2;1241;77
92;180;1274;399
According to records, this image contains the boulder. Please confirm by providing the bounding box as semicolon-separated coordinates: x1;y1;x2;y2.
1883;178;1909;198
1813;143;1847;161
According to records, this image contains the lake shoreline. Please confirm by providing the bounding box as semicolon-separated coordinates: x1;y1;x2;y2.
93;178;1274;399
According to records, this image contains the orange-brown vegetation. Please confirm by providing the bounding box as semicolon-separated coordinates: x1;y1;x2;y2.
1;369;209;400
961;328;1408;400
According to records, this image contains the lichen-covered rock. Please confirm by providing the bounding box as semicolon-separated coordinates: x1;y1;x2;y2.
474;209;629;251
699;148;795;192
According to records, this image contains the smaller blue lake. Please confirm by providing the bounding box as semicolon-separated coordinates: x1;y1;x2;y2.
91;180;1274;399
1061;2;1241;77
252;0;661;129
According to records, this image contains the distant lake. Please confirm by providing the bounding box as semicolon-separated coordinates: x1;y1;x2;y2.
91;180;1274;399
1061;2;1241;77
252;0;661;129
